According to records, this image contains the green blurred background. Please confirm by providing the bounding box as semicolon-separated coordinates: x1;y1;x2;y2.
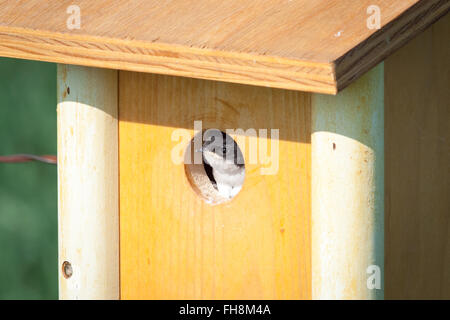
0;58;57;299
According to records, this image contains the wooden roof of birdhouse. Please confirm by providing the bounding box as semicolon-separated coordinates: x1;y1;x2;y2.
0;0;448;94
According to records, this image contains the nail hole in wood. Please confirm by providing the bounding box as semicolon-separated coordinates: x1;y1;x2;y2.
62;261;73;279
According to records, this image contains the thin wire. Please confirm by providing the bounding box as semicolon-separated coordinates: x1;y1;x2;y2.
0;154;57;165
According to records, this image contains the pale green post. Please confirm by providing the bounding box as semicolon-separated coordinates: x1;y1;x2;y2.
311;64;384;300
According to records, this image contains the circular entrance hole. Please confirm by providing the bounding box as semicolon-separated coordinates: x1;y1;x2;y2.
184;130;245;205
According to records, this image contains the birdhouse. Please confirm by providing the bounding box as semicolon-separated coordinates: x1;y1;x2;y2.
0;1;448;300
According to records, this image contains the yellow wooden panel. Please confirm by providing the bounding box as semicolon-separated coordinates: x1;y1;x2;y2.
119;72;311;299
385;13;450;299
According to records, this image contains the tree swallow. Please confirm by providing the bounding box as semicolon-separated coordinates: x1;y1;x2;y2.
197;130;245;199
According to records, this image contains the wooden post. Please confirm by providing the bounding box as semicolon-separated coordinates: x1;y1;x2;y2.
57;65;119;299
311;64;384;299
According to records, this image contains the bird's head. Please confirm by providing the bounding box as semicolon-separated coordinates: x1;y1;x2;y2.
197;130;244;168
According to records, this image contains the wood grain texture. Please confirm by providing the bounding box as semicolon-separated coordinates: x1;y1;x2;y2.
0;1;448;94
385;13;450;299
119;72;311;299
57;65;119;299
312;64;384;300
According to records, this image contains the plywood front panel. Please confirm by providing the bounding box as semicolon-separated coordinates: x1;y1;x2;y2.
118;72;311;299
385;13;450;299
